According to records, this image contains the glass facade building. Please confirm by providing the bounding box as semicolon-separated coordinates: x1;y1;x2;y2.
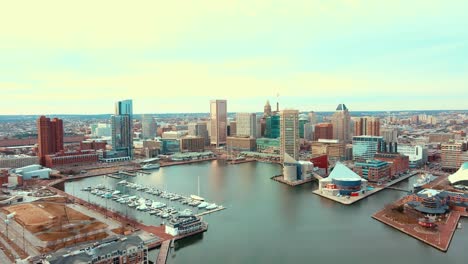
265;115;280;139
352;136;384;161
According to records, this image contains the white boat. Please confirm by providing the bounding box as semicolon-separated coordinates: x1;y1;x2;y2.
190;195;205;201
117;180;127;185
206;203;217;210
112;190;121;195
142;163;160;170
197;202;208;208
161;213;170;218
136;204;148;211
128;201;137;207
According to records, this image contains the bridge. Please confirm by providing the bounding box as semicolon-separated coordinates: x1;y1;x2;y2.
385;186;412;193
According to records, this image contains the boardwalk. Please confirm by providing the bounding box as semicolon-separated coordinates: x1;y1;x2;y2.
156;240;171;264
195;207;226;217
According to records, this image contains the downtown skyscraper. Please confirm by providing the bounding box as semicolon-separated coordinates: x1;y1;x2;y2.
331;104;351;143
210;99;227;147
141;114;157;139
111;99;133;158
280;109;299;161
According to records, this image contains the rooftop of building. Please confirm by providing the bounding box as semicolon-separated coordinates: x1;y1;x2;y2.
45;235;146;264
325;162;367;182
448;162;468;185
336;104;348;111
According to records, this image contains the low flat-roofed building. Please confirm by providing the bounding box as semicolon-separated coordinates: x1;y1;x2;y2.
0;154;39;168
11;164;51;180
311;139;346;161
354;159;390;183
227;136;256;152
180;136;205;152
34;235;148;264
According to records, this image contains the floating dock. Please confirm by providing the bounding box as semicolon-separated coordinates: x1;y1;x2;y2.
195;207;226;217
107;174;121;179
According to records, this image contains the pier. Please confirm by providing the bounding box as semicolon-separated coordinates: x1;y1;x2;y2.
195;207;226;217
107;174;121;179
271;175;315;186
156;240;171;264
386;186;411;193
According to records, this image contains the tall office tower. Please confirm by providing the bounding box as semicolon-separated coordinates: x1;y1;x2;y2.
37;116;64;166
314;123;333;141
380;127;398;143
236;113;257;138
280;109;299;161
210;99;227;147
141;115;157;139
331;104;351;143
112;99;133;157
264;100;272;117
308;111;318;125
367;117;380;136
189;122;210;146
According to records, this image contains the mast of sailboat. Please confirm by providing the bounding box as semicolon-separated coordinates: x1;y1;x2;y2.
198;175;200;197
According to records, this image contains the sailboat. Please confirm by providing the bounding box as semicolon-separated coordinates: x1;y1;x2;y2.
190;175;205;201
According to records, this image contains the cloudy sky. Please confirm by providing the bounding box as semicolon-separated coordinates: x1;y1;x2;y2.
1;1;467;114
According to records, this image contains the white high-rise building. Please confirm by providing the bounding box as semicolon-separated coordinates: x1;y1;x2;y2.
210;100;227;147
280;109;299;161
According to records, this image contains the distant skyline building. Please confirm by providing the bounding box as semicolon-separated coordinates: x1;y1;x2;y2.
353;117;381;136
331;104;351;143
210;99;227;147
236;113;257;138
188;122;209;146
314;123;333;141
280;109;299;161
111;99;133;158
308;111;318;125
264;100;272;117
141;114;157;139
37;116;64;166
380;127;398;143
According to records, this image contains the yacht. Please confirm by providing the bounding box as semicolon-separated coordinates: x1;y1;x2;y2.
413;174;432;189
206;203;217;210
161;213;170;218
128;201;137;207
197;202;208;209
142;163;160;170
81;186;92;192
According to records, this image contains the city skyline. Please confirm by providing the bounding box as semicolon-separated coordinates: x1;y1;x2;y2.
1;1;467;114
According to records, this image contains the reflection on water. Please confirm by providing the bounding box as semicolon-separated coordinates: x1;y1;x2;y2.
65;161;467;264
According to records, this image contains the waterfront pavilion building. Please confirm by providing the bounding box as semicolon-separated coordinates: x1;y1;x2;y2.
318;162;367;196
448;162;468;186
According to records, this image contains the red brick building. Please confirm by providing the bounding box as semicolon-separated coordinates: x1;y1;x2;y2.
354;160;390;182
314;123;333;141
37;116;64;166
374;153;409;177
45;150;99;168
80;140;107;151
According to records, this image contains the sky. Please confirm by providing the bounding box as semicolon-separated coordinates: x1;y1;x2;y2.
1;0;467;114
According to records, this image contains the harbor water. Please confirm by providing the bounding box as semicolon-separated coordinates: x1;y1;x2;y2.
65;161;468;264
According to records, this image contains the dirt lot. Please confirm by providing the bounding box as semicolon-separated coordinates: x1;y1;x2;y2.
2;198;108;243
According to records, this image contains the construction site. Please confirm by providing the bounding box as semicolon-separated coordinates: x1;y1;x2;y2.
2;197;109;252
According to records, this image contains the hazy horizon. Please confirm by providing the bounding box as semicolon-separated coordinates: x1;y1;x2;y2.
1;1;467;114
